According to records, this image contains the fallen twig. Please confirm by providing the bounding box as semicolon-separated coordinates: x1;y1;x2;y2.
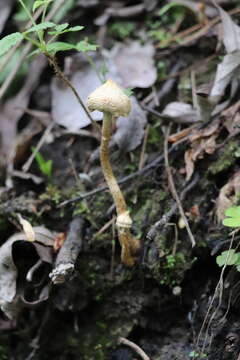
147;173;199;241
58;141;185;208
49;217;85;284
163;125;196;247
138;124;150;170
118;337;150;360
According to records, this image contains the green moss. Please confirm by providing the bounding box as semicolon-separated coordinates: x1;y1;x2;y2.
39;184;62;204
109;21;135;39
152;251;187;286
148;122;163;146
208;141;238;175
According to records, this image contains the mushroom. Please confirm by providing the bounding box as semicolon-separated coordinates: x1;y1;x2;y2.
87;79;140;266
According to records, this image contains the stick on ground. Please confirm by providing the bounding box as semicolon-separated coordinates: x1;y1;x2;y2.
49;216;85;284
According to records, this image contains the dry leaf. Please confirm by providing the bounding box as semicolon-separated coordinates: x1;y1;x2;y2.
0;227;54;318
184;149;195;181
0;55;47;167
113;97;147;151
112;41;157;88
162;102;199;123
210;52;240;99
217;5;240;53
168;126;194;143
222;100;240;136
184;122;220;180
51;59;103;131
210;6;240;100
18;214;35;242
216;171;240;222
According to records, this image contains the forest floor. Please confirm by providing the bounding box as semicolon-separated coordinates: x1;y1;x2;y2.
0;0;240;359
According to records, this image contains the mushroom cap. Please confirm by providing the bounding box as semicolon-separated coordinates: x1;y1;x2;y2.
87;79;131;118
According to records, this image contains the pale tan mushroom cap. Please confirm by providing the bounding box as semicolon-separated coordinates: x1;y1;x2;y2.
87;79;131;117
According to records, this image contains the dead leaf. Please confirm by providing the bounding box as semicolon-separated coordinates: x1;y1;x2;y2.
184;122;220;180
217;5;240;53
0;236;18;304
0;54;47;167
184;149;195;181
162;102;199;123
210;6;240;100
168;126;195;143
112;41;157;88
113;97;147;151
18;214;35;242
0;227;54;318
216;171;240;222
222;100;240;136
210;52;240;99
51;58;103;131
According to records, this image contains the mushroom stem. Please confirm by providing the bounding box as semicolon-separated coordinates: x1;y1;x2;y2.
100;112;139;266
100;112;127;214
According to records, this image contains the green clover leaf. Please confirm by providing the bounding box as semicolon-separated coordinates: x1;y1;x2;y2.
223;206;240;227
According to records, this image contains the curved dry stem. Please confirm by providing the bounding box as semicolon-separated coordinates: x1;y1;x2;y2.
100;112;139;266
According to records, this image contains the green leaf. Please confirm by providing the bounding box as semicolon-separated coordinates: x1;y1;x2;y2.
123;88;134;97
41;160;52;178
75;40;98;52
27;48;41;58
48;23;69;34
67;25;84;32
33;0;53;13
225;206;240;218
24;21;56;34
48;24;83;35
223;218;240;227
45;41;76;54
32;148;52;178
189;351;207;359
216;249;240;267
223;206;240;227
0;33;23;57
0;48;28;84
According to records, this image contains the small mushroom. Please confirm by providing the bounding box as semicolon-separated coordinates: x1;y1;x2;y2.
87;79;140;266
87;79;131;117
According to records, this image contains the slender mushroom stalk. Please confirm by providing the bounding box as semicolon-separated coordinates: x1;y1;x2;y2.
87;79;140;266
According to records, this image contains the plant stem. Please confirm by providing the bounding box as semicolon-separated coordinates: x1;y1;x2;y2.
46;54;101;134
18;0;37;27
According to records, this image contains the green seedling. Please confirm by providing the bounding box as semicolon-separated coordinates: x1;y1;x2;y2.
222;206;240;227
32;147;52;178
216;249;240;267
216;206;240;271
189;350;207;359
0;0;98;129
